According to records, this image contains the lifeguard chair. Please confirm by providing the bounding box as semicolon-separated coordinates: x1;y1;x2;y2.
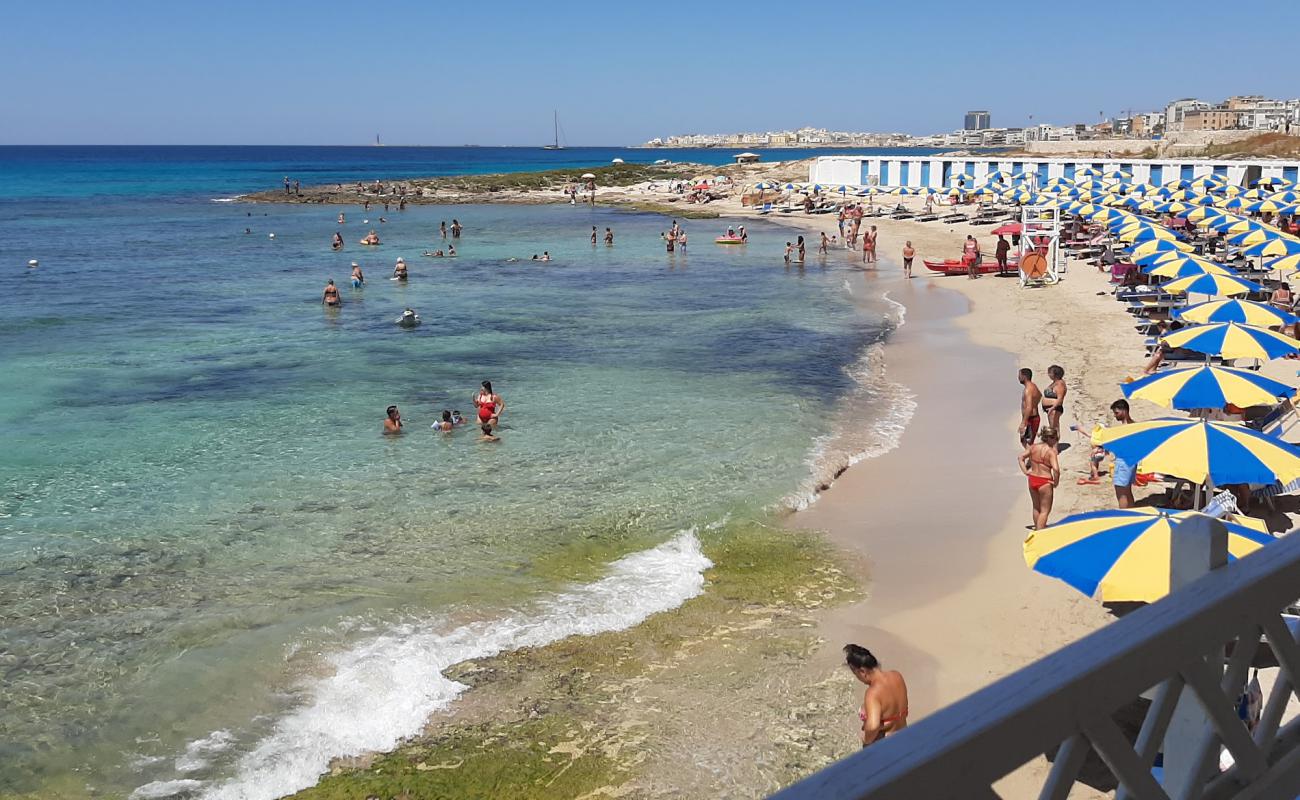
1018;204;1065;287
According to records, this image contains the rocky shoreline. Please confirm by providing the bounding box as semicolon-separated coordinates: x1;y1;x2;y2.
239;160;812;211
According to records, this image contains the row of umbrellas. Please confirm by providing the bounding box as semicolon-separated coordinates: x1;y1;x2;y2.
1020;190;1300;602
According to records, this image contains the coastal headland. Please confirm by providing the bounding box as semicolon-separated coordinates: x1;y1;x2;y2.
239;161;1229;798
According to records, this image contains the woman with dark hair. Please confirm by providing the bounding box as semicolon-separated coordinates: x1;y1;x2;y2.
1042;365;1067;434
844;644;909;748
474;381;504;426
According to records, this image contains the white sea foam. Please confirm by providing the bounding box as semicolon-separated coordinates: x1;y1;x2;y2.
208;198;238;203
175;730;236;773
161;531;712;800
130;779;205;799
785;290;917;511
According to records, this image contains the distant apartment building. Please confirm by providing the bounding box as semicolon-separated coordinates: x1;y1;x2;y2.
1024;123;1079;142
1183;108;1241;131
1164;98;1211;132
964;110;991;131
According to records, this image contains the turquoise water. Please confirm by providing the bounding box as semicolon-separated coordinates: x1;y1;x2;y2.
0;152;903;799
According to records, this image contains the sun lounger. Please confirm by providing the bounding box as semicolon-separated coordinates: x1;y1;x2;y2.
938;212;969;223
913;213;940;222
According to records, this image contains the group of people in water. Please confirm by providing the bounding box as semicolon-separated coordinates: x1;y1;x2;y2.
383;381;505;443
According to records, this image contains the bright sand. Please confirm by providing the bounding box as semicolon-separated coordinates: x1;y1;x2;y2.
712;194;1231;795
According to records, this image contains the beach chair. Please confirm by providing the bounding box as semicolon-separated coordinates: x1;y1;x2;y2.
757;202;773;215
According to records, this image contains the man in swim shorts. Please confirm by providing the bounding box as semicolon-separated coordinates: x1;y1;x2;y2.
1109;399;1137;508
1018;368;1042;447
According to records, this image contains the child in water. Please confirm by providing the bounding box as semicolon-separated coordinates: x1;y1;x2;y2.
479;423;500;442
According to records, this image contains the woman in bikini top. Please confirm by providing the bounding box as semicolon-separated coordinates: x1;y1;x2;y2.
844;644;909;748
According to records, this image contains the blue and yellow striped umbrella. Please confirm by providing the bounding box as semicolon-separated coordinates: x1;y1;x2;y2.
1129;239;1194;258
1120;365;1296;410
1161;321;1300;359
1091;417;1300;485
1243;238;1300;258
1161;272;1263;297
1176;298;1299;326
1024;508;1273;602
1142;256;1234;279
1268;254;1300;275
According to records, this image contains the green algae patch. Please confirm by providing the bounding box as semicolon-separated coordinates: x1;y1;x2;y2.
295;715;619;800
286;523;862;799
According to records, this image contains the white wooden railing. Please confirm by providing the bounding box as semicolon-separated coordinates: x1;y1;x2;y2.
772;517;1300;800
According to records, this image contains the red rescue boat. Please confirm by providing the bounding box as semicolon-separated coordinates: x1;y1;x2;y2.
923;257;1017;275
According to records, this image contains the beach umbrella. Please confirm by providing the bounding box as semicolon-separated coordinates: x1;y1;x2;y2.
1155;201;1195;214
1269;191;1300;203
949;173;973;185
1268;254;1300;274
1161;322;1300;360
1246;199;1291;214
1243;239;1300;258
1165;189;1202;201
1227;229;1278;246
1256;177;1295;188
1120;365;1296;410
1176;298;1299;327
1091;417;1300;486
1023;508;1273;603
1129;239;1193;258
581;173;596;179
1161;272;1264;297
985;170;1009;183
753;181;775;190
1184;206;1226;224
1121;225;1179;243
1143;258;1235;279
1076;167;1103;178
1105;170;1133;181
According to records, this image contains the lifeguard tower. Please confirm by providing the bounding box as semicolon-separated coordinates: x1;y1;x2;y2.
1018;204;1066;287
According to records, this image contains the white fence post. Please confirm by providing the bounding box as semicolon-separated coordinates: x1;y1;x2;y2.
1164;514;1229;797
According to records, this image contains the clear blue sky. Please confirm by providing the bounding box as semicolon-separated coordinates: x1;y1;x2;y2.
3;0;1296;145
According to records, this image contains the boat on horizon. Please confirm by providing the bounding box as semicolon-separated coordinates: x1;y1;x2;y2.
543;111;565;150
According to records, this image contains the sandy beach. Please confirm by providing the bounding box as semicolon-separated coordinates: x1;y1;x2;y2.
246;164;1297;798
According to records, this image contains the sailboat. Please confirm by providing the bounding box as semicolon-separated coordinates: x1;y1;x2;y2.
374;134;384;147
543;111;565;150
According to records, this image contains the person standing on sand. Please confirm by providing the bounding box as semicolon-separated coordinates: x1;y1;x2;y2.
837;207;847;240
866;225;878;264
1042;365;1067;434
964;235;981;279
844;645;908;748
1018;368;1042;447
1020;427;1061;530
995;234;1011;276
283;176;291;195
1110;399;1138;508
902;241;915;278
294;180;300;197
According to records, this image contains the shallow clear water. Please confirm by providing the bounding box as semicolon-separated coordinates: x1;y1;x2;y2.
0;151;902;799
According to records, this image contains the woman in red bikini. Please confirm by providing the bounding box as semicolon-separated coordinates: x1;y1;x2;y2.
844;644;908;748
473;380;504;426
1020;427;1061;530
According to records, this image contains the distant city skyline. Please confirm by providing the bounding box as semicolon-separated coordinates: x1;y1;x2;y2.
3;0;1298;146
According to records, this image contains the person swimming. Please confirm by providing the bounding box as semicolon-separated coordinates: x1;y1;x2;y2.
423;250;445;258
540;251;550;261
447;244;456;257
473;380;504;425
322;279;341;307
360;230;381;246
350;262;365;287
337;212;346;224
332;232;344;251
392;257;408;280
383;405;403;435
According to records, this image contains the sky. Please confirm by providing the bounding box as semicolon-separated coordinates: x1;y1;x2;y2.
3;0;1298;146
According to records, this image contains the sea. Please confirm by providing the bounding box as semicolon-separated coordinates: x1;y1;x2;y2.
0;146;920;799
